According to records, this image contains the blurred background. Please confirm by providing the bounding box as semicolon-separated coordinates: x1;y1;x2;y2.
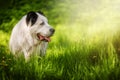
1;0;120;48
1;0;120;79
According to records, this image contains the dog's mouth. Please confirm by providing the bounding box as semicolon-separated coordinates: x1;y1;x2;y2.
37;33;51;42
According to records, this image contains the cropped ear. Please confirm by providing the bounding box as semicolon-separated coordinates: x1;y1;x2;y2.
37;11;45;16
26;11;38;26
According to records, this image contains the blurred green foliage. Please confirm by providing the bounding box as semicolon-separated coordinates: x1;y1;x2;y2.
0;0;72;32
1;0;120;80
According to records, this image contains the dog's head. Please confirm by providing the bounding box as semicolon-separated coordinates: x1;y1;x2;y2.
26;11;55;42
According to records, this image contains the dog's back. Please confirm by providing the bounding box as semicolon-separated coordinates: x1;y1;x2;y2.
9;16;28;54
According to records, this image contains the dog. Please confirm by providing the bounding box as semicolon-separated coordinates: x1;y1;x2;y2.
9;11;55;60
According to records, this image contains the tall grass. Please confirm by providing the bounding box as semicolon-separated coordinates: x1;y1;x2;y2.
0;24;120;80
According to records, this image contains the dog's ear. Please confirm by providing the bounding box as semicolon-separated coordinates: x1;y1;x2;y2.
37;11;45;16
26;11;38;26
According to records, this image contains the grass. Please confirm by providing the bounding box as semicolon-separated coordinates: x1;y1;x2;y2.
0;24;120;80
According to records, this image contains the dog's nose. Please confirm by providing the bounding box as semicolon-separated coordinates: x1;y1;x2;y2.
49;28;55;34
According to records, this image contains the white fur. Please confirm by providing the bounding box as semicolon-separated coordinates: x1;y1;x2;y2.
9;12;54;60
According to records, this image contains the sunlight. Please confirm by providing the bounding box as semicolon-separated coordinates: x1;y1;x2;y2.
64;0;120;37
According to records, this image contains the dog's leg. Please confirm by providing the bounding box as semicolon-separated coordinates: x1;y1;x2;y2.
23;49;31;61
39;41;48;56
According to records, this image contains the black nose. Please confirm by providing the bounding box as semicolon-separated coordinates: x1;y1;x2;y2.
49;28;55;33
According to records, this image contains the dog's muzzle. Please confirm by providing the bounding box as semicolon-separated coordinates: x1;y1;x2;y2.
37;28;55;42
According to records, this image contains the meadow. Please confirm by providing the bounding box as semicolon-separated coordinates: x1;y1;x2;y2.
1;0;120;80
1;23;120;80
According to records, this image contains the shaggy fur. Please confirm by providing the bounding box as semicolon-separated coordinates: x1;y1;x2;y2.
9;11;55;60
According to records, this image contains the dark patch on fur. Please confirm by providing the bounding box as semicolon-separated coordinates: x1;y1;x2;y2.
37;11;45;16
26;11;38;26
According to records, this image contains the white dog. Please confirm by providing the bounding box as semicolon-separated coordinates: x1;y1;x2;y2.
9;11;55;60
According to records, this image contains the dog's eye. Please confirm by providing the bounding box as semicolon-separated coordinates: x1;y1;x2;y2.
40;22;44;25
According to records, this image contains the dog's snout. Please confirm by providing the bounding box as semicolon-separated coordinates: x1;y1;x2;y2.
49;28;55;33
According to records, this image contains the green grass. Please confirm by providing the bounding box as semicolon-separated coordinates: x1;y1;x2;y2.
0;24;120;80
